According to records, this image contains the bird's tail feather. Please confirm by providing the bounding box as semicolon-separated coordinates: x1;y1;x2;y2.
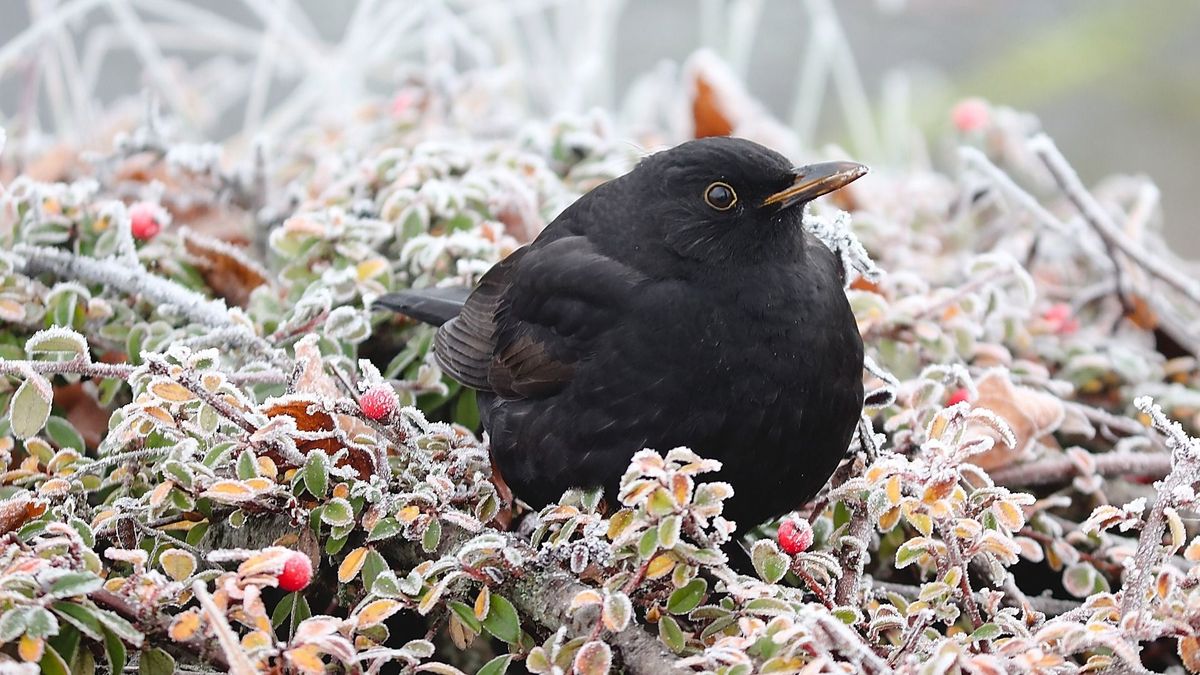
372;288;470;326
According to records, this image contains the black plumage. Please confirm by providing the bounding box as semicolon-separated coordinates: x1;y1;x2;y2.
375;136;867;532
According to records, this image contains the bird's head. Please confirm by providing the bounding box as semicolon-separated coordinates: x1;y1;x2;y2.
628;136;867;267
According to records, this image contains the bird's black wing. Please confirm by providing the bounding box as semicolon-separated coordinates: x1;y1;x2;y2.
434;236;644;399
433;248;527;390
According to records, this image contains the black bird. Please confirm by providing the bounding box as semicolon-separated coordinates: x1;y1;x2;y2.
376;136;866;533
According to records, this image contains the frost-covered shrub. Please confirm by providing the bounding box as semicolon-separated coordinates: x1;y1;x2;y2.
2;4;1200;674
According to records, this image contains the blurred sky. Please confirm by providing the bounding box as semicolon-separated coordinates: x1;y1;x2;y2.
2;0;1199;255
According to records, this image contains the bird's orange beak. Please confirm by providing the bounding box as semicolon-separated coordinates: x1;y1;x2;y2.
762;161;868;209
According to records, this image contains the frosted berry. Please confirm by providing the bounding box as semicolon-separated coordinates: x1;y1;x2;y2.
951;98;990;133
129;202;161;240
946;388;971;407
1042;303;1079;335
360;385;396;421
277;552;312;592
777;517;813;555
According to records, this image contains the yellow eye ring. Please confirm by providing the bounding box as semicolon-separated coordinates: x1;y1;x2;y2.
704;182;737;211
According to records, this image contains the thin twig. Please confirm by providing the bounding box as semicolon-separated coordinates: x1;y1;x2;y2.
0;356;286;385
792;564;835;610
145;357;259;437
1031;134;1200;307
937;520;987;647
989;451;1171;488
834;502;871;606
872;580;1080;618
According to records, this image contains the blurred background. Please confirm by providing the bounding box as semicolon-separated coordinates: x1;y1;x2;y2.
2;0;1198;254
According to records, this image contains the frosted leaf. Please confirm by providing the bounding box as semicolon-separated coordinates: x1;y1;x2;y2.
804;208;882;287
25;326;89;360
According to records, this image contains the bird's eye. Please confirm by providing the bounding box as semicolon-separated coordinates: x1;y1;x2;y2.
704;182;737;211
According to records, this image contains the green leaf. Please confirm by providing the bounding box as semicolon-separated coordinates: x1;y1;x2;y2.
362;550;388;592
646;488;675;517
422;518;442;553
658;615;685;652
637;528;659;559
49;572;103;599
271;592;295;632
476;655;511;675
324;532;349;556
45;417;84;453
139;647;175;675
481;594;521;644
101;625;127;674
396;570;422;597
449;601;482;633
52;602;104;641
832;606;860;624
236;449;257;480
969;622;1003;642
320;497;354;527
667;578;707;615
24;606;60;638
40;644;71;675
67;635;95;675
9;374;52;439
367;516;401;542
289;594;312;636
366;570;401;599
895;540;926;569
97;377;123;407
699;613;737;640
0;607;29;642
161;460;194;489
185;521;210;548
69;518;95;549
833;500;851;529
453;389;479;430
303;451;328;498
49;624;80;664
750;540;788;584
94;608;143;647
26;327;89;359
125;325;146;366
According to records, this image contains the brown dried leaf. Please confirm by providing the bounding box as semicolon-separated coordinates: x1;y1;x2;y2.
0;494;47;536
691;74;734;139
964;370;1065;471
181;228;269;308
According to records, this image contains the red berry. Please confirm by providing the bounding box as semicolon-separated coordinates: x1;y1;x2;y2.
359;385;396;421
129;202;161;240
276;552;312;592
951;98;990;133
946;388;971;407
1042;303;1079;335
777;517;813;555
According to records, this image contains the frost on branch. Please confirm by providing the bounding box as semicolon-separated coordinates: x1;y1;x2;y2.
3;5;1200;674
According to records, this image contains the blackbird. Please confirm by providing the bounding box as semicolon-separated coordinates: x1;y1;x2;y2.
375;136;866;533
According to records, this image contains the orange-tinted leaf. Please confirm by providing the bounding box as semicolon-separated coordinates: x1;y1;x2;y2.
474;586;490;621
160;549;197;581
285;644;326;675
150;381;195;403
18;635;43;662
691;75;733;138
169;610;202;641
0;494;47;536
1179;636;1200;672
338;547;369;583
646;554;676;580
356;599;403;629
